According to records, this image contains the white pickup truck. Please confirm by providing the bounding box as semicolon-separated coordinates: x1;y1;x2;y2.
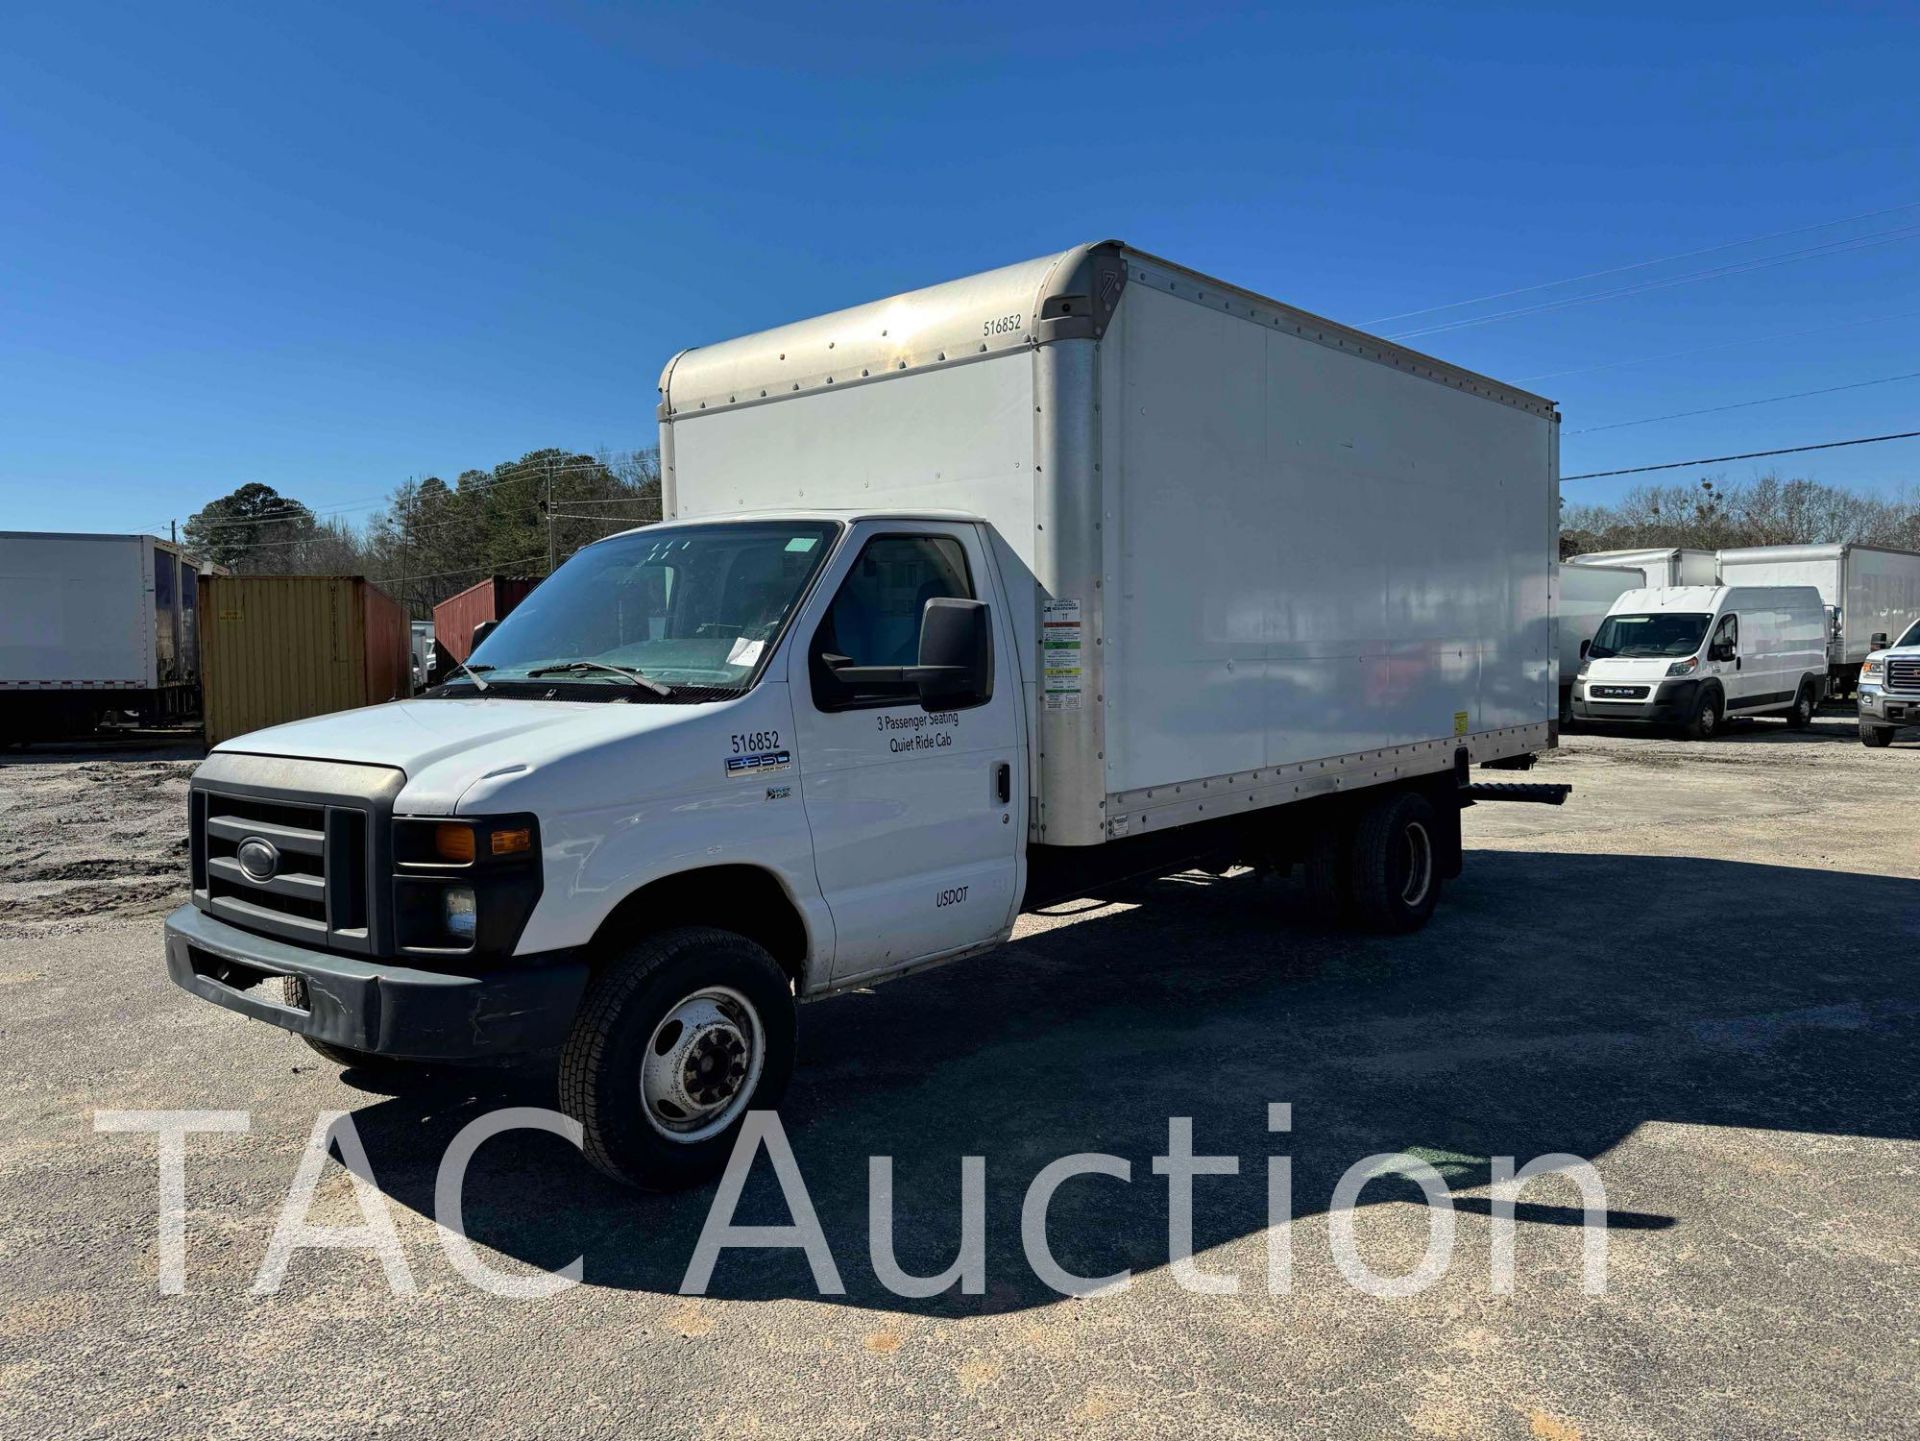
164;242;1566;1189
1857;618;1920;746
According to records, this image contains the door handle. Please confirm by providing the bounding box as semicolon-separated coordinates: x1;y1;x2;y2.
994;762;1011;805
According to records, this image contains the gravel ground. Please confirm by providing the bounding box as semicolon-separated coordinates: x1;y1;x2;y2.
1;715;1915;1440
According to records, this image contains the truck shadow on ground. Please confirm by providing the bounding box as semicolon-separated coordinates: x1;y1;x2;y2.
342;850;1920;1314
1566;711;1874;746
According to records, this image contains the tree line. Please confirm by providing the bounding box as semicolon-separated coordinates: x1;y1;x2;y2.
1561;472;1919;559
181;455;1919;615
181;448;662;618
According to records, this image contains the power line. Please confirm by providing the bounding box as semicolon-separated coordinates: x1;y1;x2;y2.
1364;199;1920;327
1563;429;1920;481
1515;305;1920;384
1568;370;1920;436
1385;222;1920;341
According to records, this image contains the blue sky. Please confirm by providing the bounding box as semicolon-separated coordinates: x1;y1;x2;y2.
3;1;1916;536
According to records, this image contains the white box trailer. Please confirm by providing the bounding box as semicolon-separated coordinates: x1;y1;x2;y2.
0;531;201;742
1556;561;1643;721
1715;543;1920;694
661;241;1561;849
161;242;1568;1190
1568;546;1719;588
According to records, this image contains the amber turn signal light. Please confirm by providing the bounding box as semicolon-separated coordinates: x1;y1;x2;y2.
489;827;533;857
432;824;477;864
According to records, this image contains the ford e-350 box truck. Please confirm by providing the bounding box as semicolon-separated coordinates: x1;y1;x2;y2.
164;242;1563;1188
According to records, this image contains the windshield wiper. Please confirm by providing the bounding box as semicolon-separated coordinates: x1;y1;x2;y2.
444;661;494;692
525;660;673;697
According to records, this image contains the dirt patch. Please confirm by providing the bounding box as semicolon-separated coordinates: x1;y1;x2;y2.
0;751;198;938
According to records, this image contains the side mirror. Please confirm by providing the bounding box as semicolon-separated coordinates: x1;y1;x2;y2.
1871;632;1890;651
822;597;993;710
1578;638;1591;660
914;597;992;709
471;619;498;651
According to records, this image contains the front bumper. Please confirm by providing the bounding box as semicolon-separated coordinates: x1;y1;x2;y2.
1571;677;1698;726
1857;688;1917;724
164;904;589;1060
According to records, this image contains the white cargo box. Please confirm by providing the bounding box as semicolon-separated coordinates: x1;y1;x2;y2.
0;531;198;691
661;242;1558;845
1716;543;1920;666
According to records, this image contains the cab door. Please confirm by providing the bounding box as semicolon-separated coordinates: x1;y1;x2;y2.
789;522;1023;982
1708;612;1757;708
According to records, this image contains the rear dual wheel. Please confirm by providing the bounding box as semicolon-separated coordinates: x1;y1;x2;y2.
1302;791;1443;933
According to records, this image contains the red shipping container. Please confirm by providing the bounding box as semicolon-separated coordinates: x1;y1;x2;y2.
433;576;540;667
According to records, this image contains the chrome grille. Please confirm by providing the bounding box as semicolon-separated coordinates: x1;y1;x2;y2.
1887;658;1920;693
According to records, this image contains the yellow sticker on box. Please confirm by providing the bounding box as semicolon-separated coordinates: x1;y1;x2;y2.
1453;711;1470;736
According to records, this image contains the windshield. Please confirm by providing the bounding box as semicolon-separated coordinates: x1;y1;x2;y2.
1589;612;1712;660
458;521;838;692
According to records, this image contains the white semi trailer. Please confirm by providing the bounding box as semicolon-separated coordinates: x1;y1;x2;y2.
1567;546;1719;588
164;242;1566;1188
1715;543;1920;697
1556;562;1643;723
0;531;201;744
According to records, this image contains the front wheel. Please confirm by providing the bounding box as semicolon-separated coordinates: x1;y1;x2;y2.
559;926;795;1190
1860;724;1896;748
1347;791;1443;933
1683;687;1723;741
1784;681;1816;730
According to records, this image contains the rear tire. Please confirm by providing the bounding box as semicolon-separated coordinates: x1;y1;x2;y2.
1683;687;1722;741
1784;681;1816;730
559;926;795;1190
1301;820;1354;922
1860;724;1896;748
1347;791;1443;933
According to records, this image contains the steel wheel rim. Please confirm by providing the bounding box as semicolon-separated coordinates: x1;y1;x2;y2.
1400;820;1433;908
639;985;765;1143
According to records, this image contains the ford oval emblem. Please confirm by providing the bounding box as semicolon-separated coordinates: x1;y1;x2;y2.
236;837;281;883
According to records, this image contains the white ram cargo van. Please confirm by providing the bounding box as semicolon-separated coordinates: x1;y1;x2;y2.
1570;584;1827;738
164;242;1566;1188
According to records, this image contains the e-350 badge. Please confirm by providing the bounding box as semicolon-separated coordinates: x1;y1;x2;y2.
725;750;791;778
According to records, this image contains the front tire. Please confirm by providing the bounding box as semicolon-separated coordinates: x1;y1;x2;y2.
1860;724;1896;748
1347;791;1443;933
1683;687;1723;741
559;926;795;1190
1784;681;1816;730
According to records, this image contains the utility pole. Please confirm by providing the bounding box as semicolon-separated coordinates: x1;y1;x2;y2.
545;455;556;575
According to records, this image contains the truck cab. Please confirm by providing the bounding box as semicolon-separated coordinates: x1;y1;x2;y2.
1570;585;1826;738
166;511;1030;1187
1857;617;1920;746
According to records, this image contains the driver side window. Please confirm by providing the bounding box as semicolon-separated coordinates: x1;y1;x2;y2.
1711;614;1738;657
811;534;973;709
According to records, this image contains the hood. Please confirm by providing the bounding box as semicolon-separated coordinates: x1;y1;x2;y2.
1584;655;1686;684
213;695;729;813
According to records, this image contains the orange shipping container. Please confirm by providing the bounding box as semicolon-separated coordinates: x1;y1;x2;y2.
433;575;540;667
199;576;412;746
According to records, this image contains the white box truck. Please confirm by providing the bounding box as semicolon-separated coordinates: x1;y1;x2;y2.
163;242;1565;1188
1715;543;1920;697
1567;546;1720;588
1571;584;1826;737
0;530;201;744
1556;562;1643;724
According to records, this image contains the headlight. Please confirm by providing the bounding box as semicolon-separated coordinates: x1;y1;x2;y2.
393;814;542;956
1861;659;1884;682
443;886;477;941
1667;655;1700;677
